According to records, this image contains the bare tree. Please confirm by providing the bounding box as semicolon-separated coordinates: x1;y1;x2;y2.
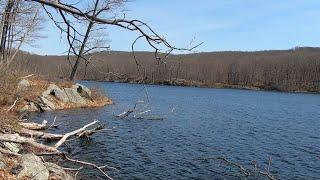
0;0;15;61
27;0;201;80
63;0;124;80
0;0;44;66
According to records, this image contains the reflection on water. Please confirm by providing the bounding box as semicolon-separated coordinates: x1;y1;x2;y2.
31;82;320;179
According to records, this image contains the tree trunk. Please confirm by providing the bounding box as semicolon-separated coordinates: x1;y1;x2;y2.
69;21;94;80
69;0;99;81
0;0;15;62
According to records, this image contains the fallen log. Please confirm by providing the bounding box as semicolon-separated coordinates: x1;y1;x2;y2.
0;133;59;153
19;128;63;140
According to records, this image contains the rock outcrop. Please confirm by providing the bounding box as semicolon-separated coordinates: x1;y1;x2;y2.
19;81;109;113
17;154;50;180
64;88;87;104
72;83;92;98
0;153;74;180
42;84;69;103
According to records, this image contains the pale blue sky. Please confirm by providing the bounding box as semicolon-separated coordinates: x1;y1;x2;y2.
25;0;320;55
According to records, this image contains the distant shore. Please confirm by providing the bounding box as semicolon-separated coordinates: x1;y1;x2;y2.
84;78;320;94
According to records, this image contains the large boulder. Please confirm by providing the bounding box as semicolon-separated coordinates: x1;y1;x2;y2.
42;84;59;97
45;162;73;180
17;79;30;91
17;154;49;180
72;83;92;98
64;88;87;105
43;84;69;103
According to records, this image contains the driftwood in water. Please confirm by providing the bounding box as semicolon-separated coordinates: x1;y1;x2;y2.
54;120;98;148
197;156;276;180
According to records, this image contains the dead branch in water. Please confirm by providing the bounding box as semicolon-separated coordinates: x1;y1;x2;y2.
63;155;115;180
197;156;276;180
48;116;58;129
54;120;98;148
198;157;250;176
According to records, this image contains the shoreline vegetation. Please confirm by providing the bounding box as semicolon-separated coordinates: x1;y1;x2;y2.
0;70;113;179
15;46;320;93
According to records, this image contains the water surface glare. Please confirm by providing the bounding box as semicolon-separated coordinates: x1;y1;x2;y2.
31;82;320;179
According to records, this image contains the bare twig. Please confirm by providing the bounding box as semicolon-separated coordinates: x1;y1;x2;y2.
64;155;114;180
6;98;19;112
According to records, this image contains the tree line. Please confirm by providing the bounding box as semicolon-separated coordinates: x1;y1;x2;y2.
13;47;320;92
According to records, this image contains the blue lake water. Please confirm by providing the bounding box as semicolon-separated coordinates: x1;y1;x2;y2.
31;82;320;179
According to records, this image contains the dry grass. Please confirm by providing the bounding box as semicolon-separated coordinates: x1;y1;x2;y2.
91;87;107;100
0;112;20;134
0;70;20;106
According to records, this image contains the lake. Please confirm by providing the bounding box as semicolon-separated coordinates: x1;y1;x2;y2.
31;82;320;179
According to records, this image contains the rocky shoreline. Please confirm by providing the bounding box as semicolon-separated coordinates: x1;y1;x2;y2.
0;77;112;179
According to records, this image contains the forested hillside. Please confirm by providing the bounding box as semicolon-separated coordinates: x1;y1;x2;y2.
14;47;320;92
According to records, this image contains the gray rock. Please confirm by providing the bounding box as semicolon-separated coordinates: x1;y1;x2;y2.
43;84;69;103
18;154;49;180
72;83;92;98
21;102;39;113
42;84;59;97
53;89;69;103
39;96;55;111
64;88;87;105
45;162;74;180
17;79;30;91
0;161;6;169
0;152;6;169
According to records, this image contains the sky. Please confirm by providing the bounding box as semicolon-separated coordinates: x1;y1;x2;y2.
24;0;320;55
